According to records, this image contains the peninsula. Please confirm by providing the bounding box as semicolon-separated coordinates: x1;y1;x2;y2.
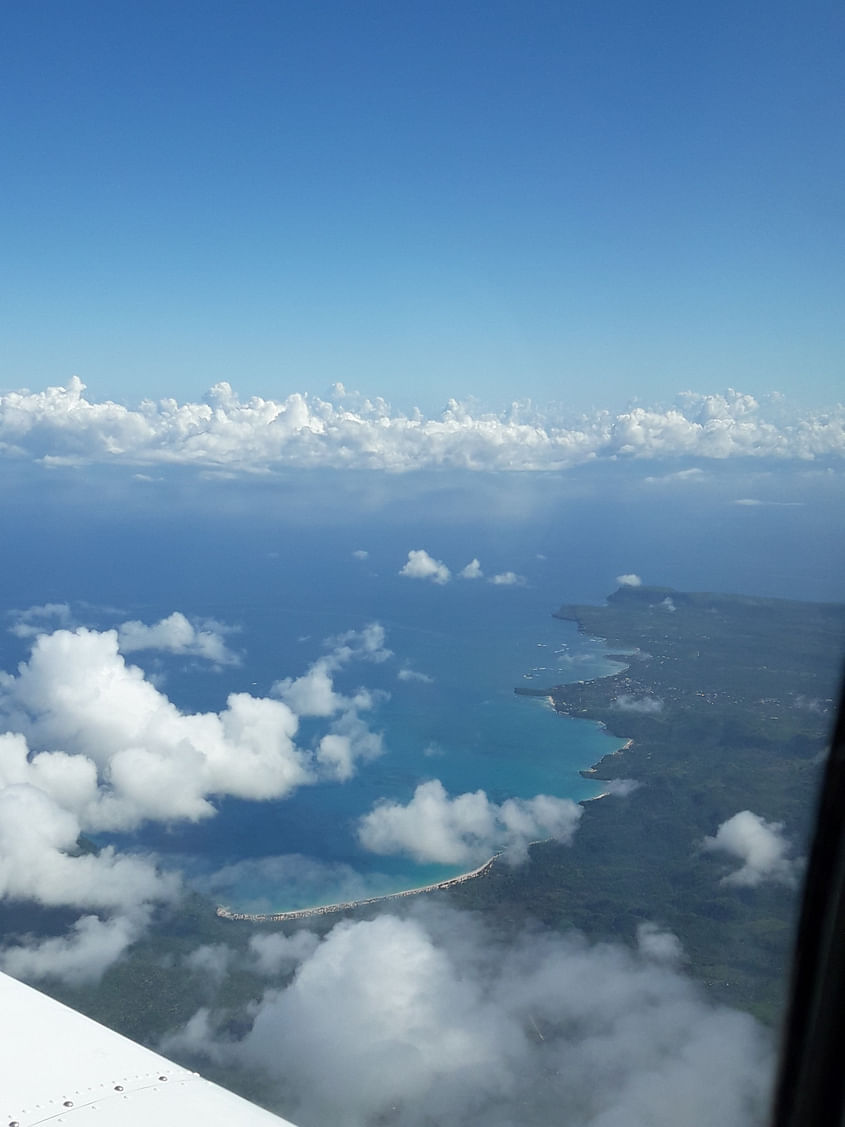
453;584;844;1024
216;855;497;923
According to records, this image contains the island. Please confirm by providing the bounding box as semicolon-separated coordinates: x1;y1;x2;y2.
452;585;844;1023
21;585;844;1084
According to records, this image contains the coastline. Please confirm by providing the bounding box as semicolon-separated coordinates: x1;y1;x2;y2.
216;853;499;923
218;618;633;926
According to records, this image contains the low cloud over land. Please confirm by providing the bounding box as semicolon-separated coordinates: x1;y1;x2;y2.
702;811;801;888
612;694;664;714
163;906;773;1127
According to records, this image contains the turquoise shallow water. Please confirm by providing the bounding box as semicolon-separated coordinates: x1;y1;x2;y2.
5;463;839;914
119;565;626;913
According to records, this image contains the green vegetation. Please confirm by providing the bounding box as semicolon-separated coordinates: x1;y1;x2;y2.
462;585;844;1024
10;585;844;1081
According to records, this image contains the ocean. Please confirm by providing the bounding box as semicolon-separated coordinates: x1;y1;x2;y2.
2;460;843;911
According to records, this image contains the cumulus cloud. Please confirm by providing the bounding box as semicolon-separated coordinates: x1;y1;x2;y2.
612;694;664;714
397;666;433;684
0;631;314;831
1;913;144;986
352;549;369;559
357;779;582;866
116;611;240;665
702;811;800;887
316;708;384;783
272;624;390;780
0;622;397;832
459;558;484;579
488;571;525;587
0;770;179;910
1;380;842;472
165;907;773;1127
0;620;394;980
0;758;179;983
400;549;451;585
8;602;76;638
10;604;241;666
273;629;388;720
616;573;642;587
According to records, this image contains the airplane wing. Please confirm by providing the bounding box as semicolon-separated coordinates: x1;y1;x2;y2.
0;970;296;1126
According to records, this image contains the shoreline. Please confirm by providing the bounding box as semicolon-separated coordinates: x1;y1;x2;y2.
219;621;633;926
216;853;499;923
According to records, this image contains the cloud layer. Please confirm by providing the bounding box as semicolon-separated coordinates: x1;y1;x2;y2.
164;907;773;1127
2;380;842;472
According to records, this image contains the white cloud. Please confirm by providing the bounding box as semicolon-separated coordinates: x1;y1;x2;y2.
399;549;451;585
325;623;392;667
249;931;320;977
636;922;685;965
616;573;642;587
10;604;240;665
357;779;582;866
612;694;664;714
117;611;240;665
1;914;143;986
183;943;232;983
644;467;707;484
0;762;179;984
702;811;800;887
316;709;384;782
352;549;369;559
659;596;677;612
0;622;395;833
8;603;74;638
4;380;840;473
604;778;642;797
0;772;179;911
488;571;525;586
274;659;345;717
166;907;773;1127
459;558;484;579
0;620;397;982
397;666;433;684
733;498;804;507
273;625;389;780
0;629;313;831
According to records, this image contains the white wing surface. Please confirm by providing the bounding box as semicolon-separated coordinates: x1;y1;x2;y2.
0;970;296;1126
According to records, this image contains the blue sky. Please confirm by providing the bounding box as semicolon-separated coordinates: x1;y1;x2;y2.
1;0;842;413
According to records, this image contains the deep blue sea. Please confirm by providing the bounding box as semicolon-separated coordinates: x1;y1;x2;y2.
2;460;843;911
